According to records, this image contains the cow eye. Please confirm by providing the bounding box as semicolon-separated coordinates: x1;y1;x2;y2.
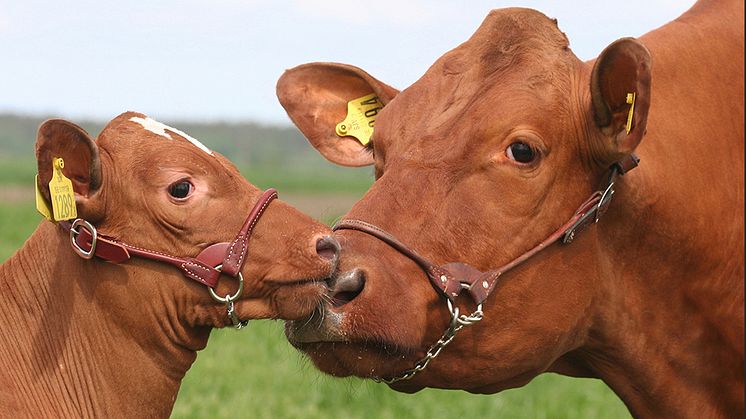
506;142;536;164
168;180;193;199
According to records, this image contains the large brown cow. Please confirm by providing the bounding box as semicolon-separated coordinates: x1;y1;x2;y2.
0;112;339;417
277;0;744;416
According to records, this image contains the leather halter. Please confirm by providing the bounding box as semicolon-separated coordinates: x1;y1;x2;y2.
332;155;639;382
59;188;278;327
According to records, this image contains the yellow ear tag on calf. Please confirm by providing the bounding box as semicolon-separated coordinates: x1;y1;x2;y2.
335;93;383;146
625;92;636;134
34;175;53;221
48;158;77;222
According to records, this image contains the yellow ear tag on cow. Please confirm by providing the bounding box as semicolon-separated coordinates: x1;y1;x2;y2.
335;93;383;146
625;92;636;134
48;157;77;222
34;175;53;221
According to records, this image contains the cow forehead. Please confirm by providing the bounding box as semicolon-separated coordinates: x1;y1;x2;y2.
128;115;214;156
376;8;576;146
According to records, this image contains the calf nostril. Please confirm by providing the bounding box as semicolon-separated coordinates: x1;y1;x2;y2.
315;236;340;262
329;268;365;307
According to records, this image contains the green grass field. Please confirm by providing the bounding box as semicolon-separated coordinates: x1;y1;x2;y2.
0;170;630;418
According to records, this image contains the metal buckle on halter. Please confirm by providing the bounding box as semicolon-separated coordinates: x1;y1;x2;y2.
561;174;617;244
69;219;98;260
208;264;248;329
594;180;616;223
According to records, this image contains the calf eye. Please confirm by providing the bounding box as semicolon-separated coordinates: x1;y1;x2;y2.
506;142;536;164
168;180;193;199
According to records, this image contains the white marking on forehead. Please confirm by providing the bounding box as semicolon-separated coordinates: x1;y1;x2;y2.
129;116;214;156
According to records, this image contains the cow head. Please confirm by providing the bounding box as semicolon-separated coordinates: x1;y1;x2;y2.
278;8;651;392
35;111;339;332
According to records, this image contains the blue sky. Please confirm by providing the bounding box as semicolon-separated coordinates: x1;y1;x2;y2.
0;0;695;124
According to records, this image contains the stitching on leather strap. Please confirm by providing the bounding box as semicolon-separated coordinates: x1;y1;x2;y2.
121;242;179;260
226;234;247;270
226;189;277;272
182;261;219;287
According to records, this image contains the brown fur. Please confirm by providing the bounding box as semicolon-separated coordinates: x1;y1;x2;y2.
277;1;744;417
0;112;336;417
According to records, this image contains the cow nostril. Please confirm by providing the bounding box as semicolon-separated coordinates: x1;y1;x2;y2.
329;269;365;307
315;236;340;262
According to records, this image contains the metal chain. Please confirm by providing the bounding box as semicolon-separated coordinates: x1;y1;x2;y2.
372;300;483;384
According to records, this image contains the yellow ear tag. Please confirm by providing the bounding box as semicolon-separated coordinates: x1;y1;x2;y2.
625;92;636;134
34;174;53;221
335;93;383;146
48;157;77;222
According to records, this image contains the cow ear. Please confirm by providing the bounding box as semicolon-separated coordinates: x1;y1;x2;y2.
590;37;652;162
276;62;399;167
36;119;104;220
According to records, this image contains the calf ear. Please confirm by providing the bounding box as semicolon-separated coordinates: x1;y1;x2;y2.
590;38;652;162
36;120;104;220
276;62;399;167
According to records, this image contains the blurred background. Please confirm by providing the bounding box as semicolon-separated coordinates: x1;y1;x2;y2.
0;1;694;417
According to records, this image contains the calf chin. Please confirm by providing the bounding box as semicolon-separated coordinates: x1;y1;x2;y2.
270;281;329;320
285;306;346;344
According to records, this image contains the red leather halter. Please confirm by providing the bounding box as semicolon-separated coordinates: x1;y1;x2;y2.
59;188;278;328
332;155;639;382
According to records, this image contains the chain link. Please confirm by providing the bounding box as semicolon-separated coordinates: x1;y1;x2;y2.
372;300;483;384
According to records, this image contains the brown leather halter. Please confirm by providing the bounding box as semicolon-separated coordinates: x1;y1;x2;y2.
333;155;639;382
60;188;278;329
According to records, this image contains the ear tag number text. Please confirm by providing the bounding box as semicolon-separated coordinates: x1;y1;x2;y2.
49;157;77;222
335;93;382;146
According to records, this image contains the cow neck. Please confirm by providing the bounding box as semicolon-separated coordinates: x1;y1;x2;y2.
0;222;197;417
332;154;639;384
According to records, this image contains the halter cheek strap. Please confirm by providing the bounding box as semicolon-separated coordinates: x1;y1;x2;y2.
334;155;638;306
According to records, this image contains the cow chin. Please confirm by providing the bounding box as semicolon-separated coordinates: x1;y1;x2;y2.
285;308;425;382
296;341;427;389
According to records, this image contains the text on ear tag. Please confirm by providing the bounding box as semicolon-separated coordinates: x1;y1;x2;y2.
48;157;77;222
335;93;382;145
34;174;53;221
625;92;636;134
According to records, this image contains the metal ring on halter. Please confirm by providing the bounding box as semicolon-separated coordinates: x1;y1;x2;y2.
207;264;245;303
446;299;460;330
70;219;98;260
447;298;484;326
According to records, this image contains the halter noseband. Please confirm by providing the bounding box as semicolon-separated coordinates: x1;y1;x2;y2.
61;188;278;329
333;155;639;383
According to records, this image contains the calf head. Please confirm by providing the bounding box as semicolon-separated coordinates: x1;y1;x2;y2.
278;8;651;392
35;111;339;334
